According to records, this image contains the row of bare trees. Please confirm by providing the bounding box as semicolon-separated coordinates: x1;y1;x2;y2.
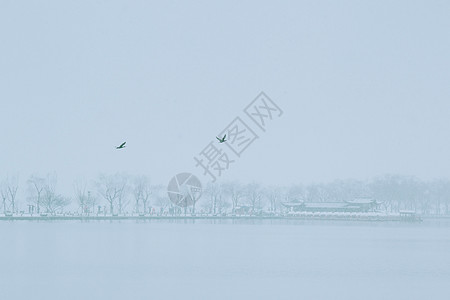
1;173;155;215
73;174;161;215
1;174;450;215
201;182;268;215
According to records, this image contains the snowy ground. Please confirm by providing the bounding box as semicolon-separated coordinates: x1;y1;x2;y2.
1;219;449;300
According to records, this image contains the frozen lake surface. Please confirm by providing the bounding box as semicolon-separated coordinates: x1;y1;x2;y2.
1;219;449;300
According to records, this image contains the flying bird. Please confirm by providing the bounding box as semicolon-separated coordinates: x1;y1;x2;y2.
216;134;226;143
116;142;126;149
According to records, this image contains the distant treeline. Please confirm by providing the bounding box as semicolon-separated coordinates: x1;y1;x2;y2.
1;174;449;215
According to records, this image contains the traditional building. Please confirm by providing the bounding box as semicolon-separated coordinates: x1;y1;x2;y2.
281;198;380;213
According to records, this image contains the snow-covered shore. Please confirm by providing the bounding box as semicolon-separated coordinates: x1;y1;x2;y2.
0;212;422;222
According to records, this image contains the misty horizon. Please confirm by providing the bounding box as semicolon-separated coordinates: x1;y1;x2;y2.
2;1;450;190
1;1;449;300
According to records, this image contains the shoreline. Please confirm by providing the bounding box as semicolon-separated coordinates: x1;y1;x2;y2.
0;214;422;222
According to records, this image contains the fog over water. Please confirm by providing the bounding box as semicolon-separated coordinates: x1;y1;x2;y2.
2;219;450;300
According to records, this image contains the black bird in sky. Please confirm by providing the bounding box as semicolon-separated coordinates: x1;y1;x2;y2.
116;142;126;149
216;134;226;143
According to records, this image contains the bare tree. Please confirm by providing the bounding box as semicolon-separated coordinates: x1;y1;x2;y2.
7;176;18;213
0;176;19;214
74;178;88;214
27;175;46;214
265;186;281;213
96;173;128;215
203;182;224;215
224;181;244;214
117;178;130;215
74;179;97;215
305;184;331;202
133;176;152;214
87;191;98;215
41;189;71;214
0;183;7;213
245;183;263;214
283;184;304;203
154;186;171;215
40;175;70;214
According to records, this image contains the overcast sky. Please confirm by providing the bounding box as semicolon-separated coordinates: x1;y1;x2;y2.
1;1;449;193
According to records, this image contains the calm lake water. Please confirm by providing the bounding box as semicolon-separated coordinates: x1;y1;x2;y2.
1;218;449;300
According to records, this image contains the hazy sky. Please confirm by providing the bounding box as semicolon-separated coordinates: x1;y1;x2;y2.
1;1;449;193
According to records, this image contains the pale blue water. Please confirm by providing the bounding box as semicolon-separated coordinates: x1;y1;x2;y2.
1;219;449;300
